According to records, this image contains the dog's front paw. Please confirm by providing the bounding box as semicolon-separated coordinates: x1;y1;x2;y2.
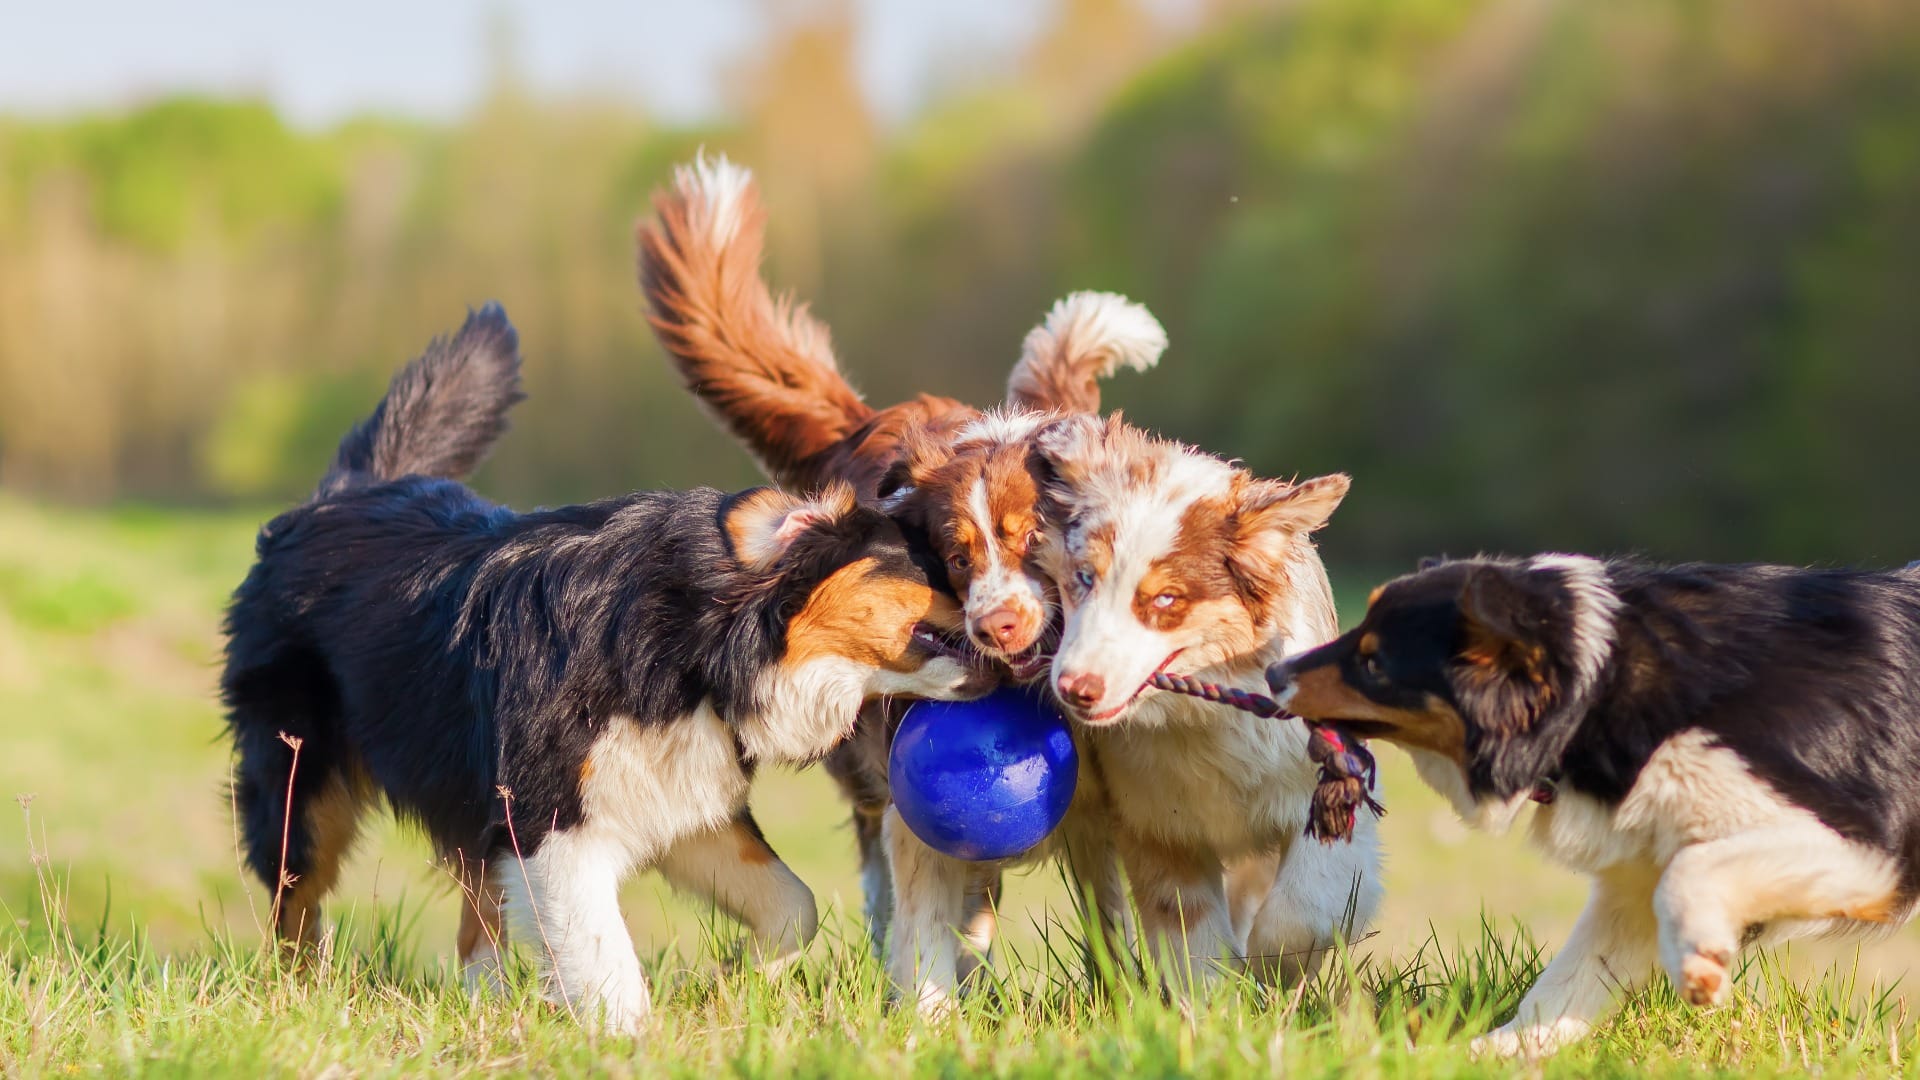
1677;947;1733;1007
888;979;959;1023
1469;1018;1591;1059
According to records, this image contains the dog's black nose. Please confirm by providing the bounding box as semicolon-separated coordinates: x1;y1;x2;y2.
1264;659;1293;694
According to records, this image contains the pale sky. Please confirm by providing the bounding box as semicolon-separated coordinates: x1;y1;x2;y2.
0;1;1140;128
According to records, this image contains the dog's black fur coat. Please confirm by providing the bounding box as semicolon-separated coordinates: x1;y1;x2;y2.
223;305;948;902
1275;556;1920;893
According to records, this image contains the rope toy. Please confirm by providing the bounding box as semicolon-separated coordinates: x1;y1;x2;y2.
1147;672;1385;844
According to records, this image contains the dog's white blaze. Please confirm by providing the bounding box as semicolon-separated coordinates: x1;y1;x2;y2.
1051;450;1230;718
1527;553;1620;703
960;474;1047;652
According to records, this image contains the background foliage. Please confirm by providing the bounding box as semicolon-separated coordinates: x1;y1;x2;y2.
3;0;1916;567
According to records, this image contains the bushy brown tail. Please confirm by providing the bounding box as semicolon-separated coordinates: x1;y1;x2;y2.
1007;291;1167;415
638;155;874;490
320;303;524;496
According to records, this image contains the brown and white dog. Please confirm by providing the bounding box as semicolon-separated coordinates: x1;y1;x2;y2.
1029;414;1383;991
638;156;1165;1008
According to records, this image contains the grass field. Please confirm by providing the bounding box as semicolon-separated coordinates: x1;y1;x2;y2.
5;494;1920;1076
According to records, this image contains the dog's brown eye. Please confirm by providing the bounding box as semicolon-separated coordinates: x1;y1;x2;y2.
1358;652;1383;677
1025;530;1043;550
947;552;971;573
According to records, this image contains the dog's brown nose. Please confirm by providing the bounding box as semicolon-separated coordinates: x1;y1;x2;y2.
1056;671;1105;709
972;608;1024;649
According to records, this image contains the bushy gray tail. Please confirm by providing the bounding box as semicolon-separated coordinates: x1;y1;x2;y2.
320;304;526;496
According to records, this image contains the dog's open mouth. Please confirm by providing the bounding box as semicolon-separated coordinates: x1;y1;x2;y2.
1006;648;1051;682
1082;649;1184;723
912;623;995;669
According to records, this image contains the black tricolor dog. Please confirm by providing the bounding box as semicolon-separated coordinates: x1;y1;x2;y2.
222;305;993;1034
1267;553;1920;1056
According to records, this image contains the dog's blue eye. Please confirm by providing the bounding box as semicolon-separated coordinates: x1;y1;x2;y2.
1074;568;1095;591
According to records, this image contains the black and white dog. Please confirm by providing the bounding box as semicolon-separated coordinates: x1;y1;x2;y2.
1268;554;1920;1055
222;305;994;1034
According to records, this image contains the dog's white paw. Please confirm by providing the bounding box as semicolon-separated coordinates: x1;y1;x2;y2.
892;979;958;1023
1469;1018;1591;1059
1677;947;1733;1007
460;949;505;997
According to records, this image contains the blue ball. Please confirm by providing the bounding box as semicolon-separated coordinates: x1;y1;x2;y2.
889;685;1078;861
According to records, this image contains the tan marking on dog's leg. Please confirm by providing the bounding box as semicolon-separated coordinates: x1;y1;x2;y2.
1654;824;1903;1008
655;815;818;974
1473;862;1661;1058
882;806;972;1018
276;767;372;952
1116;830;1235;999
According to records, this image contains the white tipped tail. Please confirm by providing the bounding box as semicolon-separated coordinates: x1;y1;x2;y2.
640;154;873;490
1007;291;1167;415
674;151;757;253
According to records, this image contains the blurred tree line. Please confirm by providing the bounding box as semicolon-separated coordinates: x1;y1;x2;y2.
1;0;1916;567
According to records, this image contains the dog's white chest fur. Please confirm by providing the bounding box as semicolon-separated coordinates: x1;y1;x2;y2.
573;706;751;869
1090;692;1320;855
1527;730;1842;874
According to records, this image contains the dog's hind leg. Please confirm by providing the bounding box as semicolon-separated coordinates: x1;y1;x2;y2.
1654;824;1905;1009
231;707;369;951
272;765;371;950
227;644;369;952
655;811;819;974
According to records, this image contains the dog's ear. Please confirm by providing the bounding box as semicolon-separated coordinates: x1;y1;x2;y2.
1029;413;1105;489
1451;563;1556;737
876;428;953;519
874;458;916;510
724;484;857;571
1227;473;1351;598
